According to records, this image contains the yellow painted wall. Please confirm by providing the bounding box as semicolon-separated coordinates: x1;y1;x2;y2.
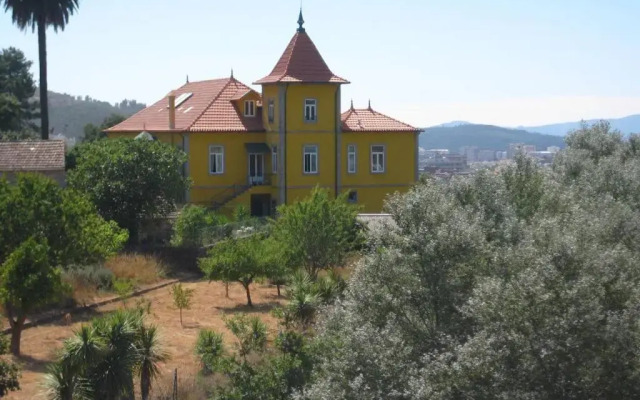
285;84;338;133
188;132;267;205
285;132;336;189
340;131;416;212
281;83;338;204
341;132;416;186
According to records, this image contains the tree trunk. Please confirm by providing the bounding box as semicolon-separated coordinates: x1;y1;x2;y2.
37;17;49;140
9;316;25;356
277;284;281;297
141;369;150;400
179;308;183;327
242;282;253;307
225;281;229;298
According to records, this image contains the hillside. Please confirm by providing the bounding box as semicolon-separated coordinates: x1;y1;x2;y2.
34;91;145;139
420;124;565;152
522;114;640;136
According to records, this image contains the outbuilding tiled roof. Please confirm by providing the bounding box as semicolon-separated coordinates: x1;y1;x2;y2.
341;107;418;133
0;140;65;171
106;78;265;133
254;30;348;84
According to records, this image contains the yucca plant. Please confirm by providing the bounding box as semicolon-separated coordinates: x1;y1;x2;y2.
195;329;225;374
42;360;91;400
136;325;169;400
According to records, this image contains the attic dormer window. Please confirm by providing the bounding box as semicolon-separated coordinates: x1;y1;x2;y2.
244;100;256;117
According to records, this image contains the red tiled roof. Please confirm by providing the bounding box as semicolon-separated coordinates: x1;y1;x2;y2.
106;78;265;133
341;107;418;133
255;31;348;84
0;140;65;171
191;80;264;132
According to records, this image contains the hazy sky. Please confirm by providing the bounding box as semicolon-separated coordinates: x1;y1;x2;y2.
2;0;639;127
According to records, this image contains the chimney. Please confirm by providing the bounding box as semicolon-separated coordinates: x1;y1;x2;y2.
168;92;176;130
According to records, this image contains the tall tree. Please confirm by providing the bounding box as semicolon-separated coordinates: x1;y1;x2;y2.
3;0;80;140
0;173;127;355
273;187;360;279
0;47;38;134
67;138;189;240
200;236;269;307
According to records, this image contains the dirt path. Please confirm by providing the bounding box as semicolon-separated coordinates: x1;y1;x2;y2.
6;279;286;400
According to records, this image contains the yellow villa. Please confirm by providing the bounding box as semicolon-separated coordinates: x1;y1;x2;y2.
107;11;419;216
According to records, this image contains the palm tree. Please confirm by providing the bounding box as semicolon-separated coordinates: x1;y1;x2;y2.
2;0;79;140
91;310;140;400
135;325;169;400
61;326;105;373
42;360;92;400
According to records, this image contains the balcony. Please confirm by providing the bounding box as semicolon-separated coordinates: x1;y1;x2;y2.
247;173;273;186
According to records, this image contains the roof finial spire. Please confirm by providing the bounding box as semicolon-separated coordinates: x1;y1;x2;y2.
350;99;354;110
230;68;234;79
186;74;189;83
368;99;372;110
297;7;305;32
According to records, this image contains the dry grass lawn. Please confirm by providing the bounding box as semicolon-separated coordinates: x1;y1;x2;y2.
6;279;287;400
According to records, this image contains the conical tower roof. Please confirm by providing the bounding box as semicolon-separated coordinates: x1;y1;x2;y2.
255;11;348;84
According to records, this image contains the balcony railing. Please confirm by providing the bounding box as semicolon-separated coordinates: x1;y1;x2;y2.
247;173;273;186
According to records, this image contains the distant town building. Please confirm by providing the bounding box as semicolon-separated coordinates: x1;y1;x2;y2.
507;143;536;159
459;146;479;163
0;140;66;185
423;152;467;173
424;149;449;157
496;151;508;160
547;146;560;153
477;149;496;162
531;151;555;164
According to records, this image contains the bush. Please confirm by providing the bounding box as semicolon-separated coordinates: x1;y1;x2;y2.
195;329;225;374
64;264;114;291
171;205;229;248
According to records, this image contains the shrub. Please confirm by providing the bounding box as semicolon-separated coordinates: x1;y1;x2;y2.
232;204;251;222
224;314;267;359
64;264;115;291
195;329;225;374
171;205;229;248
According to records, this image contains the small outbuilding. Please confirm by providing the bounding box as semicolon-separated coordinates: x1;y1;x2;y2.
0;140;66;185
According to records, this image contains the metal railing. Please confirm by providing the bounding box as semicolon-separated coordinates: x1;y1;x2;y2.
247;173;273;186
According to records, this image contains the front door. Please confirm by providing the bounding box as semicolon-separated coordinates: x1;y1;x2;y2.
248;153;264;185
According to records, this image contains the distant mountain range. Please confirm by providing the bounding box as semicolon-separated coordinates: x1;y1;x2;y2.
520;114;640;136
420;124;565;152
34;90;145;139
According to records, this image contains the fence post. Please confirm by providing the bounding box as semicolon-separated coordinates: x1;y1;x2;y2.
172;368;178;400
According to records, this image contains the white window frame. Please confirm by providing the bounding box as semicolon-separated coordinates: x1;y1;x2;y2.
268;98;275;123
244;100;255;117
303;144;318;174
209;145;225;174
304;98;317;122
347;144;357;174
272;145;278;174
371;144;386;174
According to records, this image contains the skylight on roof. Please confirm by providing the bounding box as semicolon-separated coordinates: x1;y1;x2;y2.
174;92;192;108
